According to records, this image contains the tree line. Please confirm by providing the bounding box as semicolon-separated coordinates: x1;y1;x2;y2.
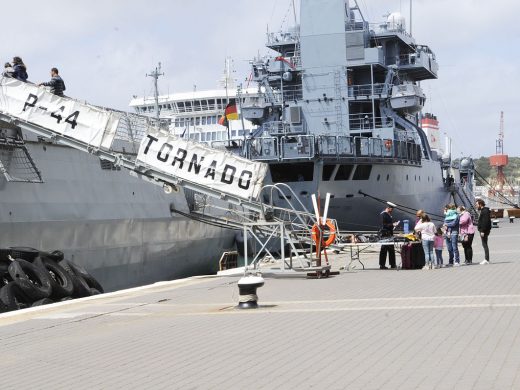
473;156;520;186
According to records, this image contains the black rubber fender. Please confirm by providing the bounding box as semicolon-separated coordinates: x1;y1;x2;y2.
8;247;40;262
8;259;52;300
65;260;104;293
31;297;54;307
33;257;74;299
40;250;65;262
0;281;33;311
58;260;91;298
89;288;101;296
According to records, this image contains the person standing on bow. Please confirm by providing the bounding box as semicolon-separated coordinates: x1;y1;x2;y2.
476;199;492;264
379;203;399;270
458;205;475;264
443;204;460;266
38;67;66;97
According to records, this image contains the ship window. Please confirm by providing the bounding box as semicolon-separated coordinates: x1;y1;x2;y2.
177;102;185;112
217;131;222;141
270;162;314;182
322;164;336;181
352;165;372;180
335;164;354;181
202;117;207;125
208;99;215;108
406;174;409;180
386;174;390;181
231;130;237;137
195;117;200;126
212;132;216;141
377;174;381;181
185;101;192;111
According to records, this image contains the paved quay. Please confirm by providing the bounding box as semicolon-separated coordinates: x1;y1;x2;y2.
1;220;520;389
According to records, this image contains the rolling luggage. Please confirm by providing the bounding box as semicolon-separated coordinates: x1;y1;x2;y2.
400;242;425;269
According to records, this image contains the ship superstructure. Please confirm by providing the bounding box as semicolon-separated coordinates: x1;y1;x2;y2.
130;0;475;231
234;0;473;229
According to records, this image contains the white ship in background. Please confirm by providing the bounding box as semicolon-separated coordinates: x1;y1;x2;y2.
129;59;258;145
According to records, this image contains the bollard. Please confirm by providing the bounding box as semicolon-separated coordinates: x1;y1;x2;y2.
237;275;264;309
510;216;515;223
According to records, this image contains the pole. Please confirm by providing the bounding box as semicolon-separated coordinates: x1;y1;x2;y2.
146;62;164;125
237;84;247;141
409;0;412;35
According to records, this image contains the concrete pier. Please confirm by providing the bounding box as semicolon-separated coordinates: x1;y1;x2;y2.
1;221;520;389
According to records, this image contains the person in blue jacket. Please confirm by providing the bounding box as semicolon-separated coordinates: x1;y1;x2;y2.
443;204;460;266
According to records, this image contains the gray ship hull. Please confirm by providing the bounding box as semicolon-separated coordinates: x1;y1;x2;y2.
0;139;236;292
268;160;451;231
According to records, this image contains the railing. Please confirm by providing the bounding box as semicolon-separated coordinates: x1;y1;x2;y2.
246;134;422;164
348;83;387;98
348;115;393;131
267;31;299;46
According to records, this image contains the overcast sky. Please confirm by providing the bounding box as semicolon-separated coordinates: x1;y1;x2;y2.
3;0;518;158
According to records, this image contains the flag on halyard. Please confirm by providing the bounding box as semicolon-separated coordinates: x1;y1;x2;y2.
224;100;238;120
218;114;228;127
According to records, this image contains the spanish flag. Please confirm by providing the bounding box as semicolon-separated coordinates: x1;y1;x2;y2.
224;100;238;120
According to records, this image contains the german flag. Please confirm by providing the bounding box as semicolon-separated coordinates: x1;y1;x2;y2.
224;100;238;120
218;115;228;127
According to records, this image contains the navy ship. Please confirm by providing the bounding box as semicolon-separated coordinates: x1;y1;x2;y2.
237;0;475;229
133;0;475;230
0;80;236;292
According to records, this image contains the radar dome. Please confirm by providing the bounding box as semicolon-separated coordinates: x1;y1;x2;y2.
387;12;406;31
460;158;472;169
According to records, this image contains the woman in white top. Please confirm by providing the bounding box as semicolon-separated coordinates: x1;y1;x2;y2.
414;214;437;269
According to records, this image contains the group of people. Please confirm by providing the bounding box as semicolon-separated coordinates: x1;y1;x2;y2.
379;199;492;270
3;56;66;96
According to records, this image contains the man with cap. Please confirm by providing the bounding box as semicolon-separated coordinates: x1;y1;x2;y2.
379;202;399;269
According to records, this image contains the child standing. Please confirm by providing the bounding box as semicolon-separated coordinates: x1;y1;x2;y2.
434;227;444;268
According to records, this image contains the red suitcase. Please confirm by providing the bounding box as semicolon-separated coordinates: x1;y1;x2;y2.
401;242;425;269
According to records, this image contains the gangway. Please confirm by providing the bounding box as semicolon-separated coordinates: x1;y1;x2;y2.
0;77;335;277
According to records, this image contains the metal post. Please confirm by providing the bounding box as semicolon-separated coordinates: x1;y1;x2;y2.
370;64;375;129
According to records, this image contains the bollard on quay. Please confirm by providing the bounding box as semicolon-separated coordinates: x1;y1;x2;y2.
237;275;264;309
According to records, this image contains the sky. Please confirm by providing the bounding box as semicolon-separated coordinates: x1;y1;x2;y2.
2;0;518;158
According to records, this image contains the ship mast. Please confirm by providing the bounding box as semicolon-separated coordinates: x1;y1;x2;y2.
146;62;164;123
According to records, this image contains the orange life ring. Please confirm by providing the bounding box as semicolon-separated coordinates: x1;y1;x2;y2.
384;139;393;150
311;219;337;247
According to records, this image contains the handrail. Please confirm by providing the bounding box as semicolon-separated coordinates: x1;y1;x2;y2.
246;134;422;164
